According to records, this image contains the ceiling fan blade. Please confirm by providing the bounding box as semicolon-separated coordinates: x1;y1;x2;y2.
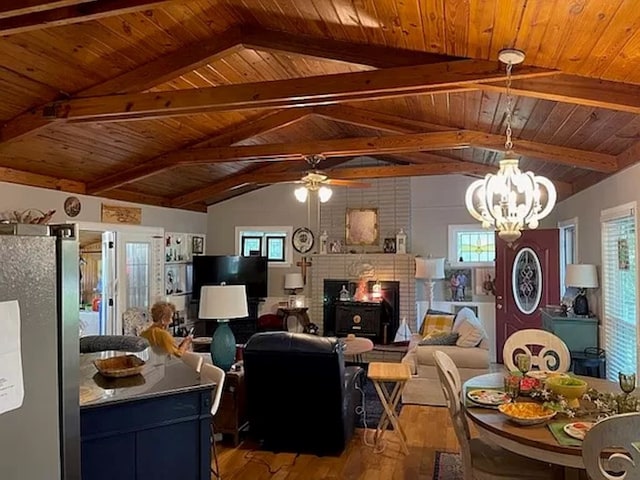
325;179;371;188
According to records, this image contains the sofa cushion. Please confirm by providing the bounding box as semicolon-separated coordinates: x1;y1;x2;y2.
419;331;459;346
419;312;455;336
415;344;489;370
453;307;487;347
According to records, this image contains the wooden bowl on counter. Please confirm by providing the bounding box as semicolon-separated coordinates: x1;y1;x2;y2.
93;354;145;378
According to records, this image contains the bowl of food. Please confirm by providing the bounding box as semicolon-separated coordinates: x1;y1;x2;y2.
93;354;145;378
545;376;588;408
498;402;557;425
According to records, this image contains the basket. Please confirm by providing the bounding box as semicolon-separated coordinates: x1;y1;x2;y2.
93;354;145;378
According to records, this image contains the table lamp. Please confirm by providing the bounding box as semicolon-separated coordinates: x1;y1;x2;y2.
199;284;248;371
415;257;445;309
565;264;598;316
284;272;305;308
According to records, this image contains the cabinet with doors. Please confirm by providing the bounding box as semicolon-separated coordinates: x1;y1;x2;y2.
164;233;206;312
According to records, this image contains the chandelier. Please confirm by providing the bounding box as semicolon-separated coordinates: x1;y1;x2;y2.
465;49;556;244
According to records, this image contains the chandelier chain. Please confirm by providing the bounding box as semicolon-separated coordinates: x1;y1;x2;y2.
504;61;513;151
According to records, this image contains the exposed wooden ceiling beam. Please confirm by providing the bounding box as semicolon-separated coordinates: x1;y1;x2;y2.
0;166;85;193
87;108;313;194
312;105;617;172
241;26;462;68
105;189;207;212
0;0;176;36
171;157;348;207
0;1;93;19
42;60;557;122
160;129;616;173
0;25;244;143
479;74;640;115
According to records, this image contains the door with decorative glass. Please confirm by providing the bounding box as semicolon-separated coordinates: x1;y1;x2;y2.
495;229;560;363
114;231;164;335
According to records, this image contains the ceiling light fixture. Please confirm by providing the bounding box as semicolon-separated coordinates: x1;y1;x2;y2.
294;155;333;203
465;49;557;244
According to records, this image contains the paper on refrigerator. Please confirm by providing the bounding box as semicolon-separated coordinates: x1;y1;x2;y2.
0;300;24;415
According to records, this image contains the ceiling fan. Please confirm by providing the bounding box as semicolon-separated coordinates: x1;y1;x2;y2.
291;154;370;203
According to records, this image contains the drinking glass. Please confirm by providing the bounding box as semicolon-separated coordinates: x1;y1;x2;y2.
618;372;636;413
515;353;532;375
503;373;521;401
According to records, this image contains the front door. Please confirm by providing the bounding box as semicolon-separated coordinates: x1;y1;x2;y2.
495;229;560;363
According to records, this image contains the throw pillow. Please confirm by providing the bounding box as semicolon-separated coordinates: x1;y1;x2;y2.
453;308;487;348
419;312;455;336
418;330;459;346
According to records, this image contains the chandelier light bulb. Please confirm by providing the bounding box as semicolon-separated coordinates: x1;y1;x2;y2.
294;186;308;203
318;186;333;203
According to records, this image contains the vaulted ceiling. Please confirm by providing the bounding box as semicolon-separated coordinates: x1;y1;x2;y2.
2;0;640;211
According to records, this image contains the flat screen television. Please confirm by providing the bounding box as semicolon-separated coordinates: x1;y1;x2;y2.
192;255;268;300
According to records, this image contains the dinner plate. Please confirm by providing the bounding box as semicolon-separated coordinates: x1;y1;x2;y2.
563;422;594;441
467;389;510;406
525;371;569;381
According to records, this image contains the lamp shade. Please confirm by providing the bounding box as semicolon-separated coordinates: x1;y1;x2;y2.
415;257;445;280
565;264;598;288
199;285;248;319
284;273;304;290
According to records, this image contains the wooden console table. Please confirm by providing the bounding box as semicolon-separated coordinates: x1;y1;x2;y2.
213;368;248;445
277;307;310;332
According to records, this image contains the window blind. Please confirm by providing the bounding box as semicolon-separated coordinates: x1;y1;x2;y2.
601;206;637;381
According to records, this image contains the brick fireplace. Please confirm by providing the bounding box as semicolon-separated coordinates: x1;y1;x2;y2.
309;253;416;337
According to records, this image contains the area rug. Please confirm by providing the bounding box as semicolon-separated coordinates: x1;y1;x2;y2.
402;377;447;407
354;378;403;430
433;451;463;480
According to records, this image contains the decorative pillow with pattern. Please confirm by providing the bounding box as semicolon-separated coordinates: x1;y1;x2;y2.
419;312;455;336
419;330;459;346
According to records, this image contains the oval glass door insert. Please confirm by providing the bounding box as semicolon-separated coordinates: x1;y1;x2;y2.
512;247;543;315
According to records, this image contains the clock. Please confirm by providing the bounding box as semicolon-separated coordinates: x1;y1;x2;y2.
292;227;314;254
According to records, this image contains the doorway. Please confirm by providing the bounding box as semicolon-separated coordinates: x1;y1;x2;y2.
76;222;163;336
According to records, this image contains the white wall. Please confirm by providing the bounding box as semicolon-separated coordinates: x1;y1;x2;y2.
206;184;314;297
0;182;207;233
411;174;480;258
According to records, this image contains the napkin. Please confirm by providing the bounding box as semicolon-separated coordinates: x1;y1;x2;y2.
548;422;583;447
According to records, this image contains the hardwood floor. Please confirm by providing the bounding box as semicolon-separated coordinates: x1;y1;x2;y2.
216;405;459;480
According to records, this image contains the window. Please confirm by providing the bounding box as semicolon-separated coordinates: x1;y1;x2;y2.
601;203;638;381
558;217;578;296
125;241;150;310
235;226;293;266
448;225;495;265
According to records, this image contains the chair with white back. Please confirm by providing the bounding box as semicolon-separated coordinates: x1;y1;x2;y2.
433;351;553;480
582;412;640;480
181;351;204;373
502;329;571;373
200;363;226;479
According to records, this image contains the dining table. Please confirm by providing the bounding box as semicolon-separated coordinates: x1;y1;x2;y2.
463;372;619;470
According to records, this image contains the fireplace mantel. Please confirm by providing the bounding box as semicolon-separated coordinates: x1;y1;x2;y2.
309;253;416;335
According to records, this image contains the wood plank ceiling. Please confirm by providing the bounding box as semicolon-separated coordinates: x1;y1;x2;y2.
1;0;640;211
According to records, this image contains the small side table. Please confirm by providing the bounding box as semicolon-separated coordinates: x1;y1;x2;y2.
341;336;374;363
277;307;310;332
213;368;248;446
367;362;411;454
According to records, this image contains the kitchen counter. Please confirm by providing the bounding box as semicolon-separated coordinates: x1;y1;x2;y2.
80;351;215;480
79;351;213;408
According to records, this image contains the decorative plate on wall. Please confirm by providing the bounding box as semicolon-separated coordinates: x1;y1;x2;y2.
64;196;81;217
292;227;314;254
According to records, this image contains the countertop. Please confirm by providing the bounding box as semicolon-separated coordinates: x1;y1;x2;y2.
79;351;215;409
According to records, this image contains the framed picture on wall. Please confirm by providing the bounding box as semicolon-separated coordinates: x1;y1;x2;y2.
443;267;473;302
192;236;204;255
474;267;496;296
345;208;379;245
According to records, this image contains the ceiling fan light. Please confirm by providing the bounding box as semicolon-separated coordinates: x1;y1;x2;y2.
318;186;333;203
294;186;308;203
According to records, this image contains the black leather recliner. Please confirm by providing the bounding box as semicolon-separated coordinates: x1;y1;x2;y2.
243;332;364;455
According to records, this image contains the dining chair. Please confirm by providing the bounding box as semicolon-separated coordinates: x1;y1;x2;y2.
433;351;554;480
200;363;226;479
582;412;640;480
181;351;204;373
502;329;571;373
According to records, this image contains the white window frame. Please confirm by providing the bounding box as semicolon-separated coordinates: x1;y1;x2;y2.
558;217;579;296
235;226;293;267
447;224;496;267
600;202;639;380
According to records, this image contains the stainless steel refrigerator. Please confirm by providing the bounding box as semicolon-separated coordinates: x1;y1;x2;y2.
0;223;80;480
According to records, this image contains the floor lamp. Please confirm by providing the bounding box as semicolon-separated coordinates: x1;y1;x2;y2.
199;284;248;372
415;257;446;311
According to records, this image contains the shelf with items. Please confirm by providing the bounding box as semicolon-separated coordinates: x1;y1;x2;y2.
164;232;203;301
